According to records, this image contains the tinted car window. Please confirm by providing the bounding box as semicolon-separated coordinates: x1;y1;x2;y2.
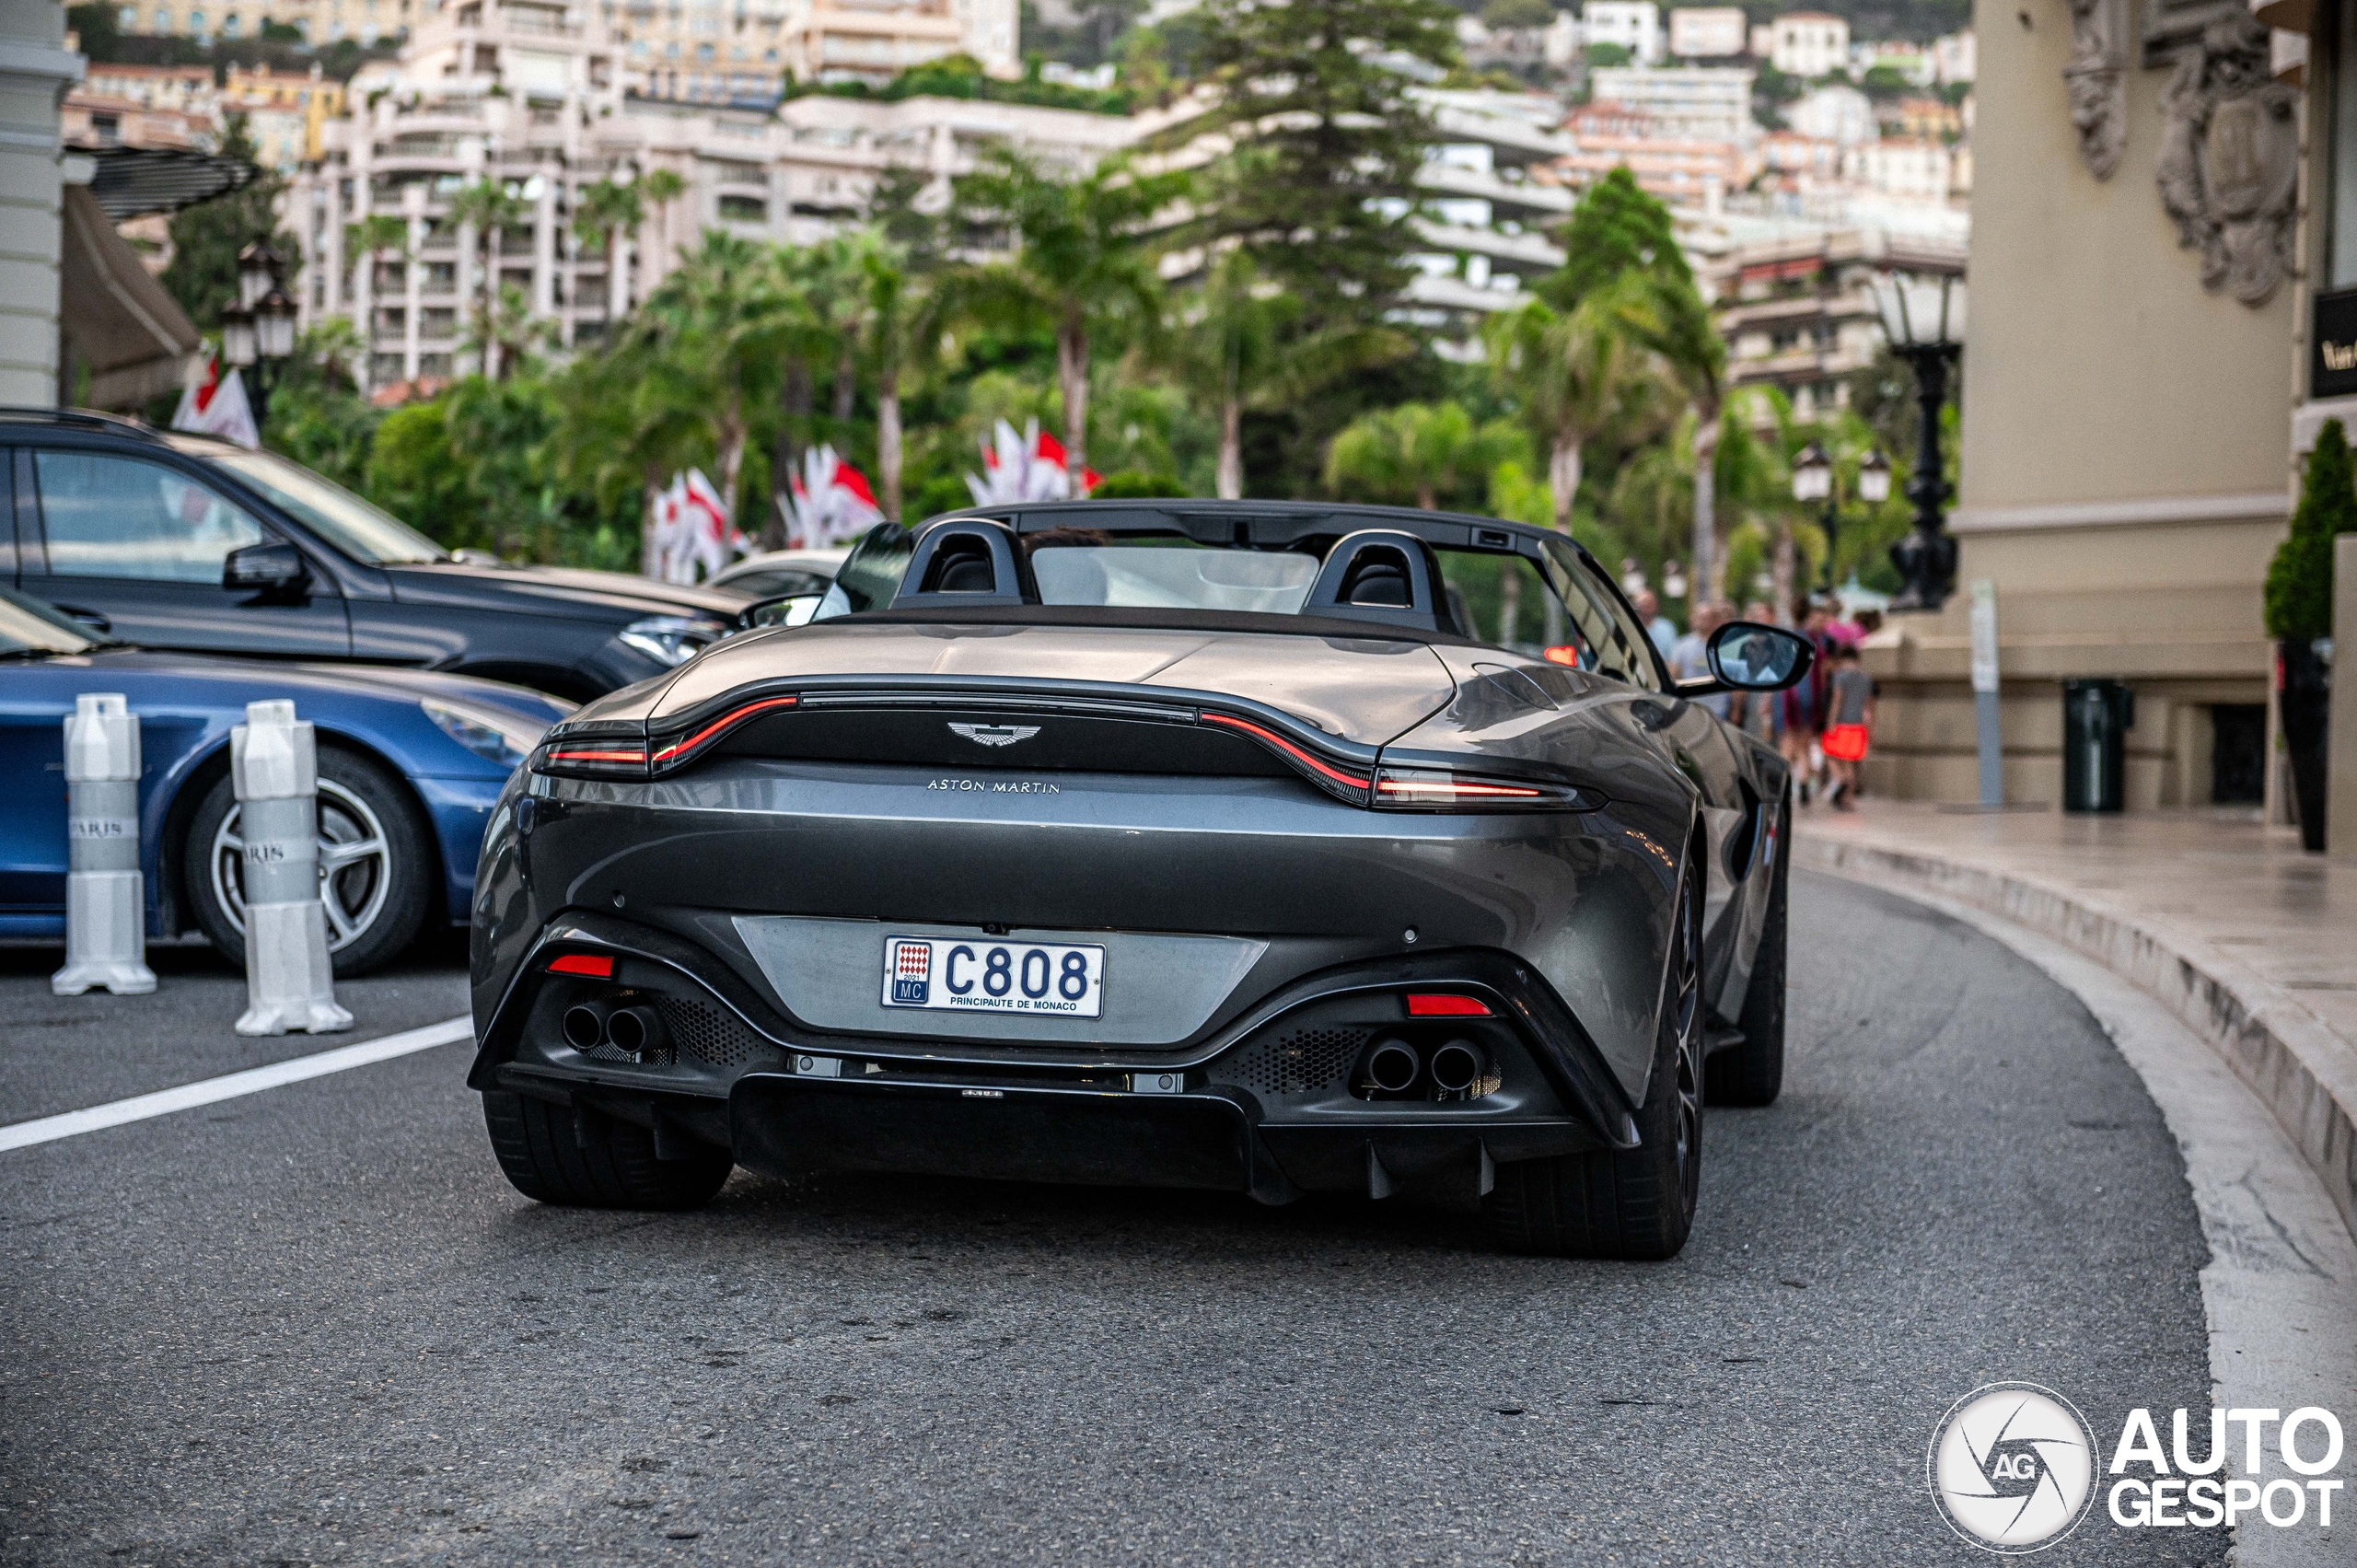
723;568;831;600
203;448;446;564
34;451;262;583
1538;538;1660;691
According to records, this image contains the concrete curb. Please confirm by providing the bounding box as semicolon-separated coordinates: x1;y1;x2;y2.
1795;830;2357;1250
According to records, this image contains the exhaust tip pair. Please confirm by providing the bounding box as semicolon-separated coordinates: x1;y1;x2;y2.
563;1001;665;1056
1364;1037;1490;1098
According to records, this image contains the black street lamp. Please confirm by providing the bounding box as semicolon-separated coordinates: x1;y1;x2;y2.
1791;441;1833;599
1873;271;1964;612
218;239;299;433
1791;443;1892;598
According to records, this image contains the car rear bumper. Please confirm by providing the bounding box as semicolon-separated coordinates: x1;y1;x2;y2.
724;1073;1605;1203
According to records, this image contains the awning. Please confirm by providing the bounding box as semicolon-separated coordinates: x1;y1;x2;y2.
59;184;201;410
80;145;258;222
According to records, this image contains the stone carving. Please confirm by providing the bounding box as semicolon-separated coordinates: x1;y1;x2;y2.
2155;11;2301;306
2063;0;2129;179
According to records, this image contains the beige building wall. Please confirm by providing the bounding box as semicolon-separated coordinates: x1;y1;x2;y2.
1863;0;2294;809
0;0;79;405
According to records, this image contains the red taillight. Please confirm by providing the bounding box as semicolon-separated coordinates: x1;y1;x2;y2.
548;953;614;978
1407;993;1492;1017
1376;776;1543;800
546;747;646;765
1541;645;1584;668
650;694;798;766
1200;711;1372;795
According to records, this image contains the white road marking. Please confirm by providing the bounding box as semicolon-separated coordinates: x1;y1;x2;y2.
0;1015;474;1153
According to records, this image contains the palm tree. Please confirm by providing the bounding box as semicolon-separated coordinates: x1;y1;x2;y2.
552;337;707;575
1167;249;1409;500
636;167;687;297
859;239;949;525
631;229;801;534
1484;282;1643;532
948;148;1190;489
1623;274;1729;601
1323;401;1525;511
343;212;408;359
447;179;528;379
572;178;645;325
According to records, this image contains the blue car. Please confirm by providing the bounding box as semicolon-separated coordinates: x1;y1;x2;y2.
1;587;572;974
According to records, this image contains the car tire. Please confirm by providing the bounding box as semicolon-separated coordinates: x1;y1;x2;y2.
184;746;434;979
1708;796;1789;1108
481;1092;734;1210
1482;856;1704;1260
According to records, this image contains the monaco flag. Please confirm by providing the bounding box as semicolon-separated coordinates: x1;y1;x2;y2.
170;351;261;448
781;445;884;550
964;418;1099;506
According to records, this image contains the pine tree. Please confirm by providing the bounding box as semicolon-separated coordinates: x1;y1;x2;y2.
1183;0;1457;326
2266;417;2357;639
1541;167;1690;311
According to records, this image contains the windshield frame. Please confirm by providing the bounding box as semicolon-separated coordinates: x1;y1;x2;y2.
193;445;449;566
0;585;107;656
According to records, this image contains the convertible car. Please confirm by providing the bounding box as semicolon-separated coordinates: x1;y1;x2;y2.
467;501;1811;1259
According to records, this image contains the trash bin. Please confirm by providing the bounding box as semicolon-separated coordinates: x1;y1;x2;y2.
2061;679;2134;813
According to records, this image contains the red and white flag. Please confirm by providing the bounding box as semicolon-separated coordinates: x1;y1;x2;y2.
650;468;749;584
965;418;1098;505
170;351;260;449
781;445;884;549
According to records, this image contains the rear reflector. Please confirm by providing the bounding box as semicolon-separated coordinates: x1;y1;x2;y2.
547;954;614;978
1407;993;1492;1017
1541;645;1584;668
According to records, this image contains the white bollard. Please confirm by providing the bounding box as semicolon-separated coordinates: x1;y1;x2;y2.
51;693;157;997
231;700;352;1037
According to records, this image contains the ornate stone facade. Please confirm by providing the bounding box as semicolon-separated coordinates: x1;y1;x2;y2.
2063;0;2129;179
2155;11;2301;306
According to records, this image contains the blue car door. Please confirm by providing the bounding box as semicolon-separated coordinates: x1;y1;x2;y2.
0;666;68;921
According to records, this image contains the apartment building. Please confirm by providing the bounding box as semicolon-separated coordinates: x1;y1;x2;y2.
1585;64;1754;145
1580;1;1661;65
1767;11;1848;79
1713;228;1963;420
1399;89;1573;335
222;61;344;165
1562;99;1742;213
1666;6;1745;60
134;0;418;44
288;0;1103;385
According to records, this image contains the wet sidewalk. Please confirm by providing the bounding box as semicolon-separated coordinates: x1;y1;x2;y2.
1794;800;2357;1244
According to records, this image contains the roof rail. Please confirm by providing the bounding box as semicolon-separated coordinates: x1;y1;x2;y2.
0;406;168;443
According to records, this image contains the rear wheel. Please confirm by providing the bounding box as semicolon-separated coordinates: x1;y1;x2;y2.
481;1092;733;1210
1483;857;1704;1260
1709;795;1789;1107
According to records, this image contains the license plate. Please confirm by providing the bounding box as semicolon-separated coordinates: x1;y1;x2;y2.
880;935;1105;1019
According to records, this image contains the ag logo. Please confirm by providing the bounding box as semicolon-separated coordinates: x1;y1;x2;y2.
1928;1383;2098;1553
947;724;1040;748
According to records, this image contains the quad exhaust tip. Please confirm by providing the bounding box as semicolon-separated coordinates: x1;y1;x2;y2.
1365;1040;1421;1094
561;1000;666;1056
1429;1040;1488;1095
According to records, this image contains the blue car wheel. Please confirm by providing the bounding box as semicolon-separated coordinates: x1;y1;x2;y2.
182;746;435;977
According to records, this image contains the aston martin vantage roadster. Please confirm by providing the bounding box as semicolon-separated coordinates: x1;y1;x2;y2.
467;501;1813;1259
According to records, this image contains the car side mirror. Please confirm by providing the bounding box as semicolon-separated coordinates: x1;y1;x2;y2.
1697;621;1815;692
732;593;823;633
223;540;308;596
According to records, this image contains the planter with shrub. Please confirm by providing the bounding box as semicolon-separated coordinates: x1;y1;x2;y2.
2267;419;2354;851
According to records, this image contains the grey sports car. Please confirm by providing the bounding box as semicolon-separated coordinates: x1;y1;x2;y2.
467;501;1813;1259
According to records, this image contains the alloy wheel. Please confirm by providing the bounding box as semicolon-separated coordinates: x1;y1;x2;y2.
209;779;393;955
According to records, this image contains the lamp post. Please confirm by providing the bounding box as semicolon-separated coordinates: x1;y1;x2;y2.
1872;271;1964;612
1851;447;1891;592
217;240;299;435
1791;441;1833;600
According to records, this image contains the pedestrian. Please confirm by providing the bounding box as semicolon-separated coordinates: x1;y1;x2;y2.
1779;597;1828;801
1668;601;1728;716
1634;589;1678;662
1821;642;1875;810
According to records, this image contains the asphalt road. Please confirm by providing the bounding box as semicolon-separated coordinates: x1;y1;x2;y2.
1;875;2222;1566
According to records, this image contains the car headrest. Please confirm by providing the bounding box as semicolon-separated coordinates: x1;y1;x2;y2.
889;519;1029;609
1301;529;1453;632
